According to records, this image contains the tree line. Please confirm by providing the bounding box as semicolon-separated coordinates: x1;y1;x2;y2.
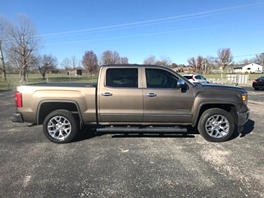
1;14;264;82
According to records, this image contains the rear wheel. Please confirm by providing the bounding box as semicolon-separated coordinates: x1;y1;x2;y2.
43;109;79;143
254;87;259;90
198;108;234;142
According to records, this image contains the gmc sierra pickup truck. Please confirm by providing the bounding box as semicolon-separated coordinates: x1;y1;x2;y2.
11;64;249;143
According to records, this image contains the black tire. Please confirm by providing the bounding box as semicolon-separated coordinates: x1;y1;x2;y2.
43;109;79;143
197;108;234;142
254;87;259;90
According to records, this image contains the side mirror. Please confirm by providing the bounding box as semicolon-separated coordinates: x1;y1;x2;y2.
177;79;188;90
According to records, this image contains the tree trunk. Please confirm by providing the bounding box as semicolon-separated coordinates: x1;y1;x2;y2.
19;67;27;82
0;41;7;81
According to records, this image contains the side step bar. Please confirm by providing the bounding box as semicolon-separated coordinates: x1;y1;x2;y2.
96;126;187;133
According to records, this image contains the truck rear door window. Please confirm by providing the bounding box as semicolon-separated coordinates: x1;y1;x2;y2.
106;68;138;88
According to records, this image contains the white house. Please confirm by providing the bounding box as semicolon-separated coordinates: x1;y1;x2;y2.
241;63;263;73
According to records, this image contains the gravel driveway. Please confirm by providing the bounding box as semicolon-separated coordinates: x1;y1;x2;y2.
0;89;263;198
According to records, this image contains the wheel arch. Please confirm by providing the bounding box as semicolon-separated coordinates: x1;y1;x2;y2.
37;100;83;125
193;103;237;127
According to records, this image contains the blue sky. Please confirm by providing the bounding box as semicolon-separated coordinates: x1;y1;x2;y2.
1;0;264;65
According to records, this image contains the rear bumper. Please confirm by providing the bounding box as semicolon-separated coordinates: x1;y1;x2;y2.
11;113;24;123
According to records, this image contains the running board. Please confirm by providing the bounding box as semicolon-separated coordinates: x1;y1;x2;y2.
96;126;187;133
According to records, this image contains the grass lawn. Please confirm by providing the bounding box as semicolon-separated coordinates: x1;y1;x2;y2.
0;73;98;91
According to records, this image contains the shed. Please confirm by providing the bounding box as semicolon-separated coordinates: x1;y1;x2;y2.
67;69;82;76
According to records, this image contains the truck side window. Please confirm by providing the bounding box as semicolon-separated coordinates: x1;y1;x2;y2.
146;68;178;88
106;68;138;88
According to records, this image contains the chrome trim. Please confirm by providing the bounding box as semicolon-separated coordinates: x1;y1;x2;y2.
101;114;191;117
101;114;143;116
101;92;113;96
146;93;157;97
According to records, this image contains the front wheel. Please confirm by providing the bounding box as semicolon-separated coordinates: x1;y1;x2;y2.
197;108;234;142
43;109;79;143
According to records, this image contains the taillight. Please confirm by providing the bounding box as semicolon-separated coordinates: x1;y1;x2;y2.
15;91;22;107
192;76;195;81
252;80;257;84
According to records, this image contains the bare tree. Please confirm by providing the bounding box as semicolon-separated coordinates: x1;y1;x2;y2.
60;58;71;70
187;56;204;73
157;56;171;66
196;56;203;73
237;58;253;65
201;57;214;74
0;15;9;81
82;50;98;76
254;53;264;66
71;56;78;69
7;14;41;82
187;57;197;72
143;55;156;65
217;48;233;71
7;46;21;71
37;54;57;79
101;50;121;65
120;57;129;64
205;56;217;74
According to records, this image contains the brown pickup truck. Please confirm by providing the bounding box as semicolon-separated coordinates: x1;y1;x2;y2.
11;64;249;143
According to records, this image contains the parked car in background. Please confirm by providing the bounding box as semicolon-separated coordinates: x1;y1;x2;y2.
182;74;209;84
251;70;263;74
252;76;264;90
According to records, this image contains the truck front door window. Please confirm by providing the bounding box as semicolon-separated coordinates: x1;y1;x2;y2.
145;69;178;88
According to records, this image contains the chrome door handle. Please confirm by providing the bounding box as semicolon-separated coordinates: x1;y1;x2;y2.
146;93;157;97
102;92;113;96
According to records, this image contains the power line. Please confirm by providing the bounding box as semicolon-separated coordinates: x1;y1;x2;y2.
44;19;264;45
40;2;264;38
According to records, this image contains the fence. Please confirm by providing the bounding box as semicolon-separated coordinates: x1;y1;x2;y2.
207;74;249;86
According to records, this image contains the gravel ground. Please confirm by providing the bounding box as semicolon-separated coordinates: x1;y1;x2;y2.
0;89;263;198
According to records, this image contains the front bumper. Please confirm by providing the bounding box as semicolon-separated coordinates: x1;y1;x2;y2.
11;113;24;123
237;109;250;128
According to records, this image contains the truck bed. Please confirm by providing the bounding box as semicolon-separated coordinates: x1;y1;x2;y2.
24;82;97;87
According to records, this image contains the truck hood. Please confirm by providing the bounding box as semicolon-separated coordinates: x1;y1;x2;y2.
195;83;247;93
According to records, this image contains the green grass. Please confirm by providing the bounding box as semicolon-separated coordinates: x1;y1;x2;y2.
0;73;98;91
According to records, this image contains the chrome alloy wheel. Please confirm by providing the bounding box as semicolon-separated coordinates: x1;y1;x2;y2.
205;114;230;138
47;116;72;141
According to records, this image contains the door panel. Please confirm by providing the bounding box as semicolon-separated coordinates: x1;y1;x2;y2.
143;89;194;123
143;68;194;123
98;68;143;122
